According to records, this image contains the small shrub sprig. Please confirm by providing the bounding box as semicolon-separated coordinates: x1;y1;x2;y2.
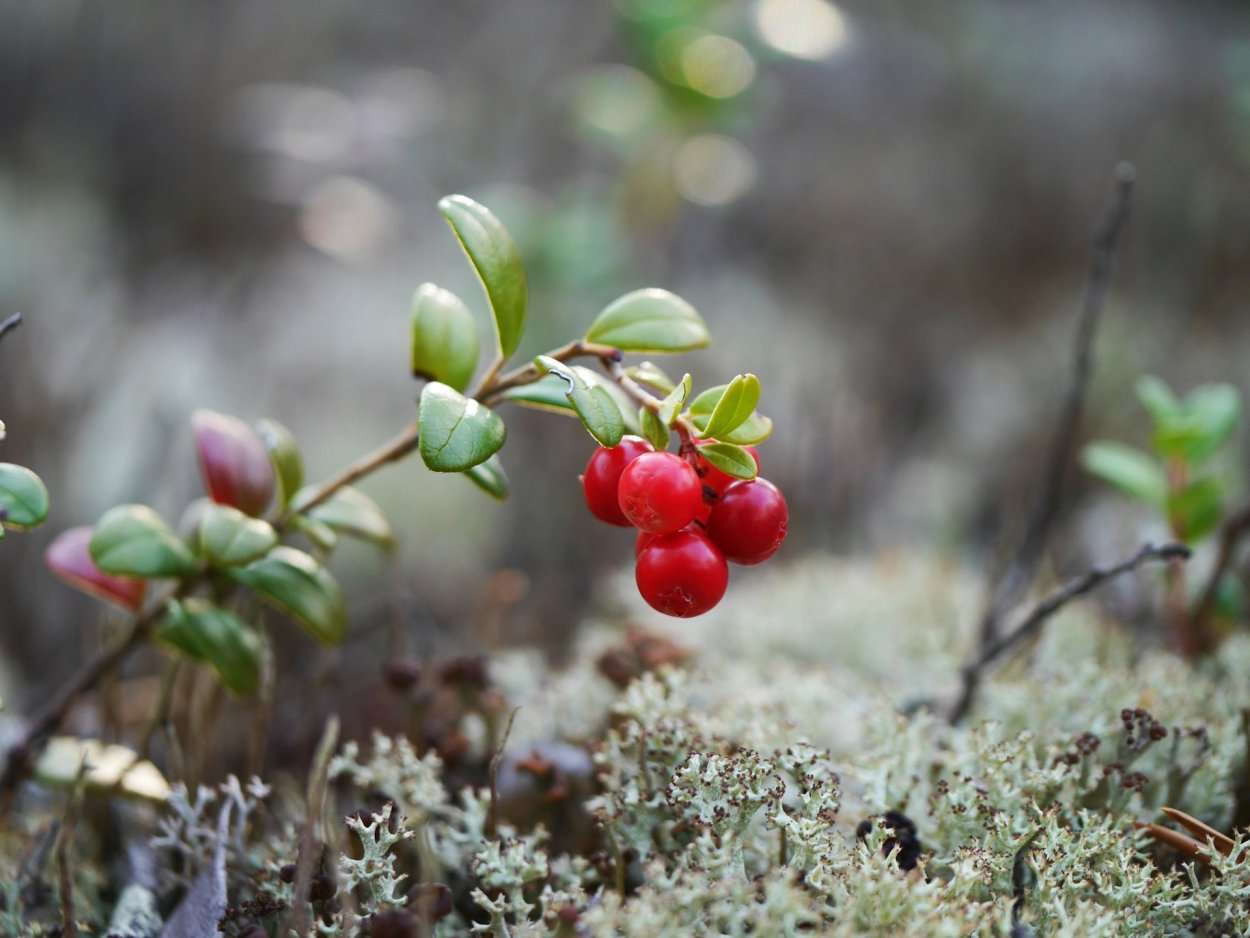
3;193;783;793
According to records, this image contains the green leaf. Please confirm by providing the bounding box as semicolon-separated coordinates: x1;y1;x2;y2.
534;356;624;447
574;367;642;435
199;504;277;568
658;374;692;427
687;384;774;445
90;505;199;578
697;442;759;481
0;462;49;530
256;418;304;508
411;282;480;393
418;382;507;473
626;361;677;394
298;486;394;549
698;374;760;440
1135;376;1181;425
1081;442;1166;507
289;514;339;553
1167;476;1225;543
228;546;347;645
585;289;710;353
464;456;509;501
500;369;640;436
156;599;262;696
640;407;671;452
438;195;528;359
1151;383;1241;465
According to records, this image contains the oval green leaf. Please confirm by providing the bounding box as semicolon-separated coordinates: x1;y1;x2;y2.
256;418;304;508
464;456;509;501
1081;441;1166;508
297;486;394;549
658;374;692;427
199;503;278;568
626;361;677;394
438;195;528;359
698;442;759;481
1167;476;1225;543
640;406;671;452
228;546;347;645
156;599;262;696
1135;375;1181;425
0;462;49;530
585;289;710;353
289;514;339;553
698;374;761;440
418;382;507;473
411;282;481;393
90;505;199;578
687;384;774;445
535;356;624;447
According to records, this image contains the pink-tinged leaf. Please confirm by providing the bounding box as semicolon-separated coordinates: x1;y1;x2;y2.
191;410;276;517
45;526;147;612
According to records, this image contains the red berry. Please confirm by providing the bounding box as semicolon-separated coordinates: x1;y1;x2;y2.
581;437;654;526
635;530;728;617
697;442;760;493
617;451;703;534
706;477;788;565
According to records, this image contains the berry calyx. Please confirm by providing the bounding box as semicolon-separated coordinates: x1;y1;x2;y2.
617;451;703;534
581;437;654;526
635;530;729;617
697;442;760;493
706;477;788;565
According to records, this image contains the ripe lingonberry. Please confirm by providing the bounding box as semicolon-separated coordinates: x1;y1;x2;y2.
617;451;703;534
697;442;760;493
706;477;788;565
635;529;728;617
581;436;654;526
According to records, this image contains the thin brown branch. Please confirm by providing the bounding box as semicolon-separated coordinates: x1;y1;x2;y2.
951;541;1189;722
1190;502;1250;650
289;715;339;938
281;420;421;519
977;163;1136;646
54;786;84;938
485;707;519;839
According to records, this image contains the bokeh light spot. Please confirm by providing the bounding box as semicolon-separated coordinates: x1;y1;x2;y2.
755;0;849;61
672;135;757;206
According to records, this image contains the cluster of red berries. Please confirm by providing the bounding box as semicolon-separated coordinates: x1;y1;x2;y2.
581;436;788;617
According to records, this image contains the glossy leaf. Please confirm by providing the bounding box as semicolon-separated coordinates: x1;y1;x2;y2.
0;462;49;530
687;385;774;445
626;361;677;394
45;526;147;612
156;599;262;696
299;486;394;549
418;382;507;473
90;505;199;578
639;407;671;452
698;374;761;440
575;367;642;435
1081;442;1166;507
438;195;528;359
256;418;303;508
192;410;276;517
289;514;339;553
229;546;347;645
1167;476;1225;543
535;356;624;447
1135;376;1181;425
500;369;639;435
658;374;692;427
199;504;278;568
411;282;480;392
585;289;710;353
697;442;759;481
465;456;509;501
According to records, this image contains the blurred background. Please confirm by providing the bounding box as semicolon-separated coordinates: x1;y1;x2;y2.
1;0;1249;747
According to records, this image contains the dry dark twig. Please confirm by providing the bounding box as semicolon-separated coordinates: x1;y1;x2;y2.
0;312;22;346
486;707;520;839
289;715;340;938
53;783;85;938
977;164;1136;646
951;541;1190;722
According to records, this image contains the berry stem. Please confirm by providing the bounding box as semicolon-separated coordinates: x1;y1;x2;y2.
599;357;700;454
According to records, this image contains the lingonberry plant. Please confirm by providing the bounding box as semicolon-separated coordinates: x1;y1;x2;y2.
1082;375;1243;655
4;192;780;787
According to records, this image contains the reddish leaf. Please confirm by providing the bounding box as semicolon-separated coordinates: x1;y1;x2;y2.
45;526;147;612
191;410;275;517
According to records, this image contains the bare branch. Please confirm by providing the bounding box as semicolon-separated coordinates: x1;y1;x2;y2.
486;707;520;839
977;164;1136;645
0;313;22;345
951;541;1189;722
